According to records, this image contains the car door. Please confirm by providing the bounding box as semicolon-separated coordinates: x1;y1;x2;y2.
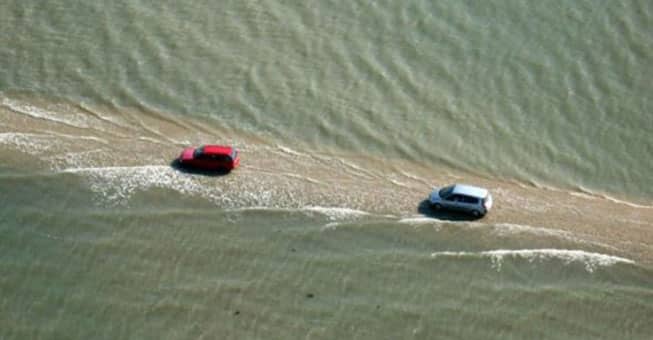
442;194;460;211
198;152;221;169
204;154;219;169
195;152;212;169
459;195;480;213
216;154;233;168
201;154;231;170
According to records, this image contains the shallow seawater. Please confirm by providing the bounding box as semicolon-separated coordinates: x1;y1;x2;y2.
2;0;653;339
1;147;652;339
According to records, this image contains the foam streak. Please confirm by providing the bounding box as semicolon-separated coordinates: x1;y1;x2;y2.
430;249;634;272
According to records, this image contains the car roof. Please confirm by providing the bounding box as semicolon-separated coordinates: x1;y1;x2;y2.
451;184;488;198
199;145;234;155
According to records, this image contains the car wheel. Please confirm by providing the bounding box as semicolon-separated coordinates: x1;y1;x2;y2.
471;210;481;218
432;203;442;211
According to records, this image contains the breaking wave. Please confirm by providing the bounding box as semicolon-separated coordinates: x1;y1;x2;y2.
430;249;635;273
227;205;371;221
574;186;653;209
303;206;370;220
62;165;212;206
1;97;93;129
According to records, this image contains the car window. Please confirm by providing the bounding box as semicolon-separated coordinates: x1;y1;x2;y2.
213;155;232;162
194;147;205;159
439;186;454;198
461;196;479;204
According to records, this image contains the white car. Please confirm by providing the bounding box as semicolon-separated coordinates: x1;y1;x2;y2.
429;184;493;218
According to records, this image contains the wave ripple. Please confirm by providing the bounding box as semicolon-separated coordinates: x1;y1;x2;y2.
431;249;634;273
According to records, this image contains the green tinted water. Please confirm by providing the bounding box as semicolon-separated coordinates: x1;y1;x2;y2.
1;1;653;339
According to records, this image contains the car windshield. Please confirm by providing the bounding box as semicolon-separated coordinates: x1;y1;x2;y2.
193;146;205;158
438;185;454;198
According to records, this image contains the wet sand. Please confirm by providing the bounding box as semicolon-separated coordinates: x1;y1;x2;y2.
2;99;652;266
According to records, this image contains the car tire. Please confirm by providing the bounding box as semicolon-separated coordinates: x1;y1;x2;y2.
432;203;442;211
471;210;481;218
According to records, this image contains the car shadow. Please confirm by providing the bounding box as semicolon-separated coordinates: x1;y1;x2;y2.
170;159;232;177
416;199;482;221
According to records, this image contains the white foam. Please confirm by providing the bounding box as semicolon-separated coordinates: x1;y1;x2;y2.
569;191;597;200
467;222;619;251
398;216;444;231
321;222;341;231
398;216;443;225
0;132;57;154
61;167;372;215
398;218;618;250
303;206;370;220
138;136;169;146
488;222;576;239
513;180;653;210
276;145;304;157
387;177;409;188
49;149;105;170
574;186;653;209
600;194;652;209
77;102;129;127
62;165;225;206
0;131;105;150
430;249;634;273
226;206;299;213
281;172;323;185
43;131;108;144
1;97;91;128
491;222;559;233
225;206;371;222
0;132;112;171
398;170;426;183
333;157;378;179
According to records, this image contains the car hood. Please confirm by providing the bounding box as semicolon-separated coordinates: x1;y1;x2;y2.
179;148;195;161
429;188;442;202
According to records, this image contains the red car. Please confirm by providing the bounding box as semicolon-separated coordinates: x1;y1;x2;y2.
177;145;240;171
